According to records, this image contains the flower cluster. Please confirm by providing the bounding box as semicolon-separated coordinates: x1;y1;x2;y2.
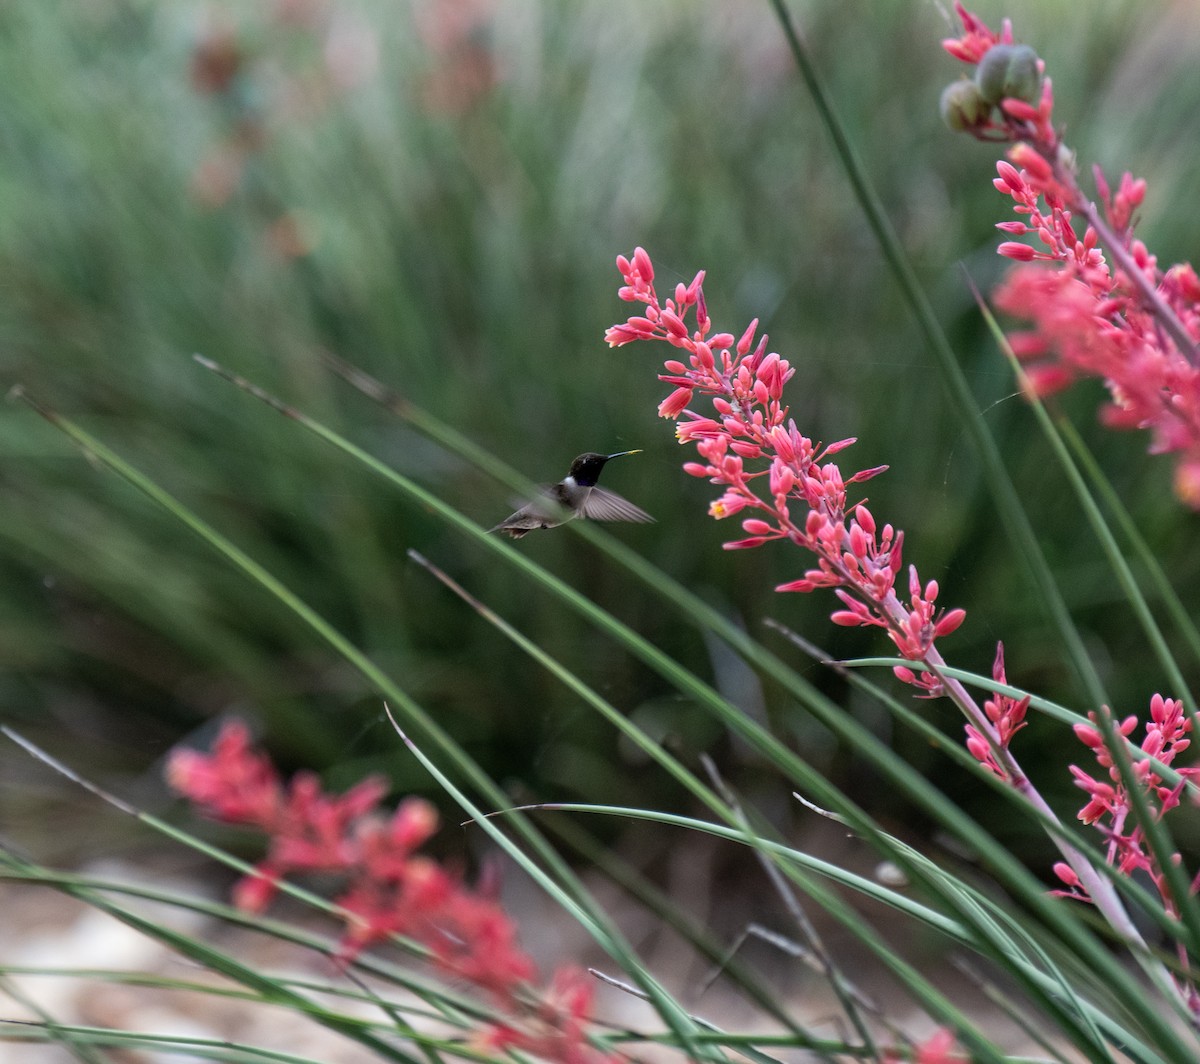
168;721;617;1064
606;248;965;685
942;3;1200;506
957;643;1029;782
1055;696;1200;908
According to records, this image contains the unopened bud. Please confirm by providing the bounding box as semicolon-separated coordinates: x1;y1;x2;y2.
940;79;990;132
976;43;1041;105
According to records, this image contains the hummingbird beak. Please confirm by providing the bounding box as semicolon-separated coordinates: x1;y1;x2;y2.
605;449;642;460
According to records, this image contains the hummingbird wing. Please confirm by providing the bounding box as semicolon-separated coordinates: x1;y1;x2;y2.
578;486;654;523
488;487;572;536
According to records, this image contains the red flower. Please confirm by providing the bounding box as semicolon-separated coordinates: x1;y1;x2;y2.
169;722;621;1062
1064;697;1200;924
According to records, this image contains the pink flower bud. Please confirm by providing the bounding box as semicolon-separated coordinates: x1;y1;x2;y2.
731;440;764;459
660;308;688;338
632;246;653;282
776;578;815;593
693;342;715;371
723;536;768;550
831;610;866;627
658;387;693;419
935;609;967;637
737;318;759;356
1052;862;1080;888
1001;97;1040;122
995;160;1025;192
998;241;1037;261
966;733;991;764
1008;143;1052;182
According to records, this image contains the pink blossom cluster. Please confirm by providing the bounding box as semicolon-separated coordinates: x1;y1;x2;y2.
168;721;618;1064
606;248;965;685
960;644;1029;782
1055;696;1200;908
1053;694;1200;1009
944;4;1200;506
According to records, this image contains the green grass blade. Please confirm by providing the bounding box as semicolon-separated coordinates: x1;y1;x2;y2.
382;712;721;1064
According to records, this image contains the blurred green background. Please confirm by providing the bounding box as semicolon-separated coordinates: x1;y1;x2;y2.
3;0;1200;863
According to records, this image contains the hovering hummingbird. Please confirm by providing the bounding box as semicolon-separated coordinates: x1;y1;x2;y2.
489;450;654;538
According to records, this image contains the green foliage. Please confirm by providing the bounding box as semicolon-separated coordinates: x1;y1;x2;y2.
5;3;1200;1057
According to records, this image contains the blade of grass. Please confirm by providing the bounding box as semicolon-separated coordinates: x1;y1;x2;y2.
0;973;107;1064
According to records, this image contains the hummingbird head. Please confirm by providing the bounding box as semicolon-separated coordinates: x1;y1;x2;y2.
567;450;641;487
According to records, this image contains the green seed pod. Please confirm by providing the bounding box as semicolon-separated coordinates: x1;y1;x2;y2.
940;79;991;132
976;43;1041;105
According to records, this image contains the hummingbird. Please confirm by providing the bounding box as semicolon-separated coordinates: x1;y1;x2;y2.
489;450;654;538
